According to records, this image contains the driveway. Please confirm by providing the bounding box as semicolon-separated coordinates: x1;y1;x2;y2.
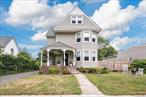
0;71;38;84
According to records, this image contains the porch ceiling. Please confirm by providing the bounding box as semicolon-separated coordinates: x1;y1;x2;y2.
41;41;75;51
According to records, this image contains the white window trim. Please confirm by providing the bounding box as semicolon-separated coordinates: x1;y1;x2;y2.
83;31;90;42
75;32;81;43
92;32;97;44
92;50;97;62
83;50;90;62
76;50;81;62
71;16;83;24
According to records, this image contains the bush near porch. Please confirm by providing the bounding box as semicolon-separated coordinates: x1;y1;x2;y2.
77;67;109;74
39;65;71;74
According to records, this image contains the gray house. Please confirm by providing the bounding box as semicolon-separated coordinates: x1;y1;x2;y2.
41;6;101;67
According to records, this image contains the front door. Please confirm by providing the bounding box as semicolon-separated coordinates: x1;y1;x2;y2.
65;53;68;66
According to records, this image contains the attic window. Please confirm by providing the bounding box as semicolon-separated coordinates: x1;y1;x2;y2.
71;16;83;24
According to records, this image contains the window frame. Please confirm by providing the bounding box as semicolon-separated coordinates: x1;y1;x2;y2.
75;32;81;43
71;16;83;24
92;32;97;43
83;50;90;62
76;50;81;62
83;31;90;42
92;50;97;62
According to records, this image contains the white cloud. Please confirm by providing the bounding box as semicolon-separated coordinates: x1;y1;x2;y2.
110;37;140;50
31;31;47;41
91;0;146;39
19;44;43;50
6;0;74;41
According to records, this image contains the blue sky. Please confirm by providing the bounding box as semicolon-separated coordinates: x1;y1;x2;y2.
0;0;146;58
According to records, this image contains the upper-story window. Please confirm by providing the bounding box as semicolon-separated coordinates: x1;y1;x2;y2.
83;32;90;42
76;51;81;61
76;33;81;42
84;50;90;61
92;32;96;43
71;16;83;24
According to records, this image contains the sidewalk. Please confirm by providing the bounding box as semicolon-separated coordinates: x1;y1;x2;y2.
68;67;103;95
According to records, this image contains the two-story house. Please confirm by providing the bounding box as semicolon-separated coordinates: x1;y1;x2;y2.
41;6;101;67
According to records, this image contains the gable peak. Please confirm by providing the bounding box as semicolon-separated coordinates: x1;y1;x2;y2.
69;6;85;15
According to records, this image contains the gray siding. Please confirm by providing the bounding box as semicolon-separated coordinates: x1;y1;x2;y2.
48;38;56;45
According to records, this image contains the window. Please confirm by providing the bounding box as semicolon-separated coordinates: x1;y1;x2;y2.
84;51;90;61
92;32;96;43
71;16;83;24
83;32;90;42
76;51;81;61
11;48;14;55
76;33;81;42
92;51;96;61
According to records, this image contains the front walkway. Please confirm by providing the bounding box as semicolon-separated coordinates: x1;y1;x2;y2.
68;67;103;95
0;71;38;84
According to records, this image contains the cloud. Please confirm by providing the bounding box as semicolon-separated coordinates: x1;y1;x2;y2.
31;31;48;41
19;44;43;50
6;0;74;41
91;0;146;39
110;37;143;50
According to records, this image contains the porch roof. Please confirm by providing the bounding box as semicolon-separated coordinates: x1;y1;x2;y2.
41;41;75;51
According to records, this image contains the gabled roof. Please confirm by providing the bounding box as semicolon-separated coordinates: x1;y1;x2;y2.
0;36;13;48
54;6;101;33
41;41;75;50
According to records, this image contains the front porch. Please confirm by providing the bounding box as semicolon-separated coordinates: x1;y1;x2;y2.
40;41;76;67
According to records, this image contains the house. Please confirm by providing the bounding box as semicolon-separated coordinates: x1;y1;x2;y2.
41;6;101;67
98;44;146;71
0;36;19;56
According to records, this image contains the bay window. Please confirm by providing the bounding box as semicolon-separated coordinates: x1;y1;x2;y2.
76;33;81;42
92;32;96;43
92;51;96;61
84;51;90;61
76;51;81;61
83;32;90;42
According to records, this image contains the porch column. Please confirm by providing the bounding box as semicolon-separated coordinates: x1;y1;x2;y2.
73;50;76;67
47;49;50;66
63;49;66;66
40;51;43;66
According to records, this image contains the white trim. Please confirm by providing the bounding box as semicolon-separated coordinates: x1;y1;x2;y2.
75;32;81;43
71;15;83;24
92;32;97;44
92;50;97;62
76;50;81;62
83;31;90;42
83;50;90;62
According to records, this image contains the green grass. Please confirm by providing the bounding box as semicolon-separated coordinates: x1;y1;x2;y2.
85;72;146;95
0;74;81;95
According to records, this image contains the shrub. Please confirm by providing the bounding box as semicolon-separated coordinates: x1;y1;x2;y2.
100;67;109;74
78;67;88;73
88;68;97;74
39;65;49;74
48;66;60;74
61;67;70;74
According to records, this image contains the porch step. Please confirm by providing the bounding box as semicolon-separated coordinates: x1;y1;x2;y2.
68;67;80;74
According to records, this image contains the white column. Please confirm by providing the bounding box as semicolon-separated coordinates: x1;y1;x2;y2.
63;49;66;66
47;49;50;66
73;50;76;67
40;51;43;66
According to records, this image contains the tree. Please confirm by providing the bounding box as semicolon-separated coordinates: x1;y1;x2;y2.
98;36;117;60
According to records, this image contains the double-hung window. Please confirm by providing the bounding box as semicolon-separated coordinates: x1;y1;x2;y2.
83;32;90;42
76;51;81;61
84;51;90;61
76;33;81;42
71;16;83;24
92;32;96;43
92;51;96;61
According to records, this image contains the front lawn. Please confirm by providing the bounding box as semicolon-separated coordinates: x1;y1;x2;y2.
86;73;146;95
0;75;81;95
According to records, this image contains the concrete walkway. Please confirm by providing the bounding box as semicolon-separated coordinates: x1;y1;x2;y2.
68;67;103;95
0;71;38;84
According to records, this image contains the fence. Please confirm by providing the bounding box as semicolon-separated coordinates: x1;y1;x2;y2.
98;59;130;71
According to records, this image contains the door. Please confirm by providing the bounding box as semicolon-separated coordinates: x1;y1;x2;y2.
65;53;68;66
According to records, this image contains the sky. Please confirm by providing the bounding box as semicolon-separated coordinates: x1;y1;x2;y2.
0;0;146;58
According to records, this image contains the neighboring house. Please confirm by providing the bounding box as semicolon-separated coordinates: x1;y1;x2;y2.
41;6;101;67
0;36;19;56
98;44;146;71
